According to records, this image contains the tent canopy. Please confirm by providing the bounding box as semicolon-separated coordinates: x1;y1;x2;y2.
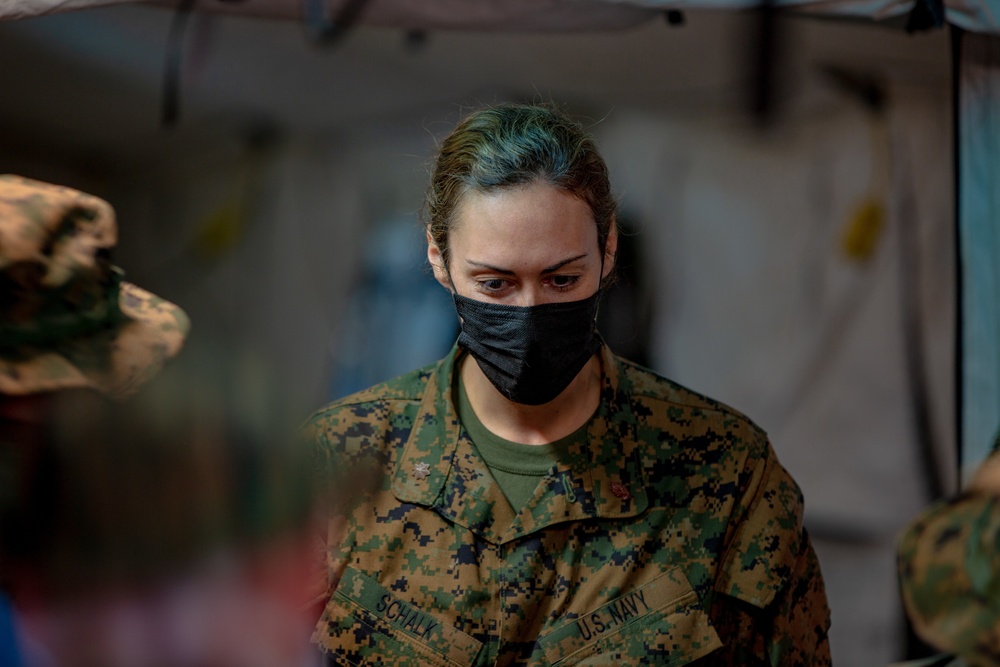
0;0;996;32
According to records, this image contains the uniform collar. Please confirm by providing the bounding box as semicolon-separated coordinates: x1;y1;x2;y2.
391;344;648;545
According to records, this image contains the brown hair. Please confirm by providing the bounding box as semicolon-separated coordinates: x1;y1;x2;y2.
425;103;617;269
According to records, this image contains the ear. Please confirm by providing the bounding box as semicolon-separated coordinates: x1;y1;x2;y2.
426;231;452;291
602;220;619;280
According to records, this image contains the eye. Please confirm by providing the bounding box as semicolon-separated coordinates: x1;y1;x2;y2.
479;278;510;293
547;274;580;290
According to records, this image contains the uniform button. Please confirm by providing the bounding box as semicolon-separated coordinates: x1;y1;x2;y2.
610;483;631;500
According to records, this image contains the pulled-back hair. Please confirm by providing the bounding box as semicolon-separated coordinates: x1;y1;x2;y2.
425;103;617;268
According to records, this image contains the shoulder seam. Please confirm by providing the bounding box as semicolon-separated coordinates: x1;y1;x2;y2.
615;357;765;434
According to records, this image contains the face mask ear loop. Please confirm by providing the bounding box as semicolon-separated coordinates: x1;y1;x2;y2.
593;254;606;324
444;268;463;304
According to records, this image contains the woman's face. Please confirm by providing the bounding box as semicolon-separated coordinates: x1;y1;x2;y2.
428;180;616;307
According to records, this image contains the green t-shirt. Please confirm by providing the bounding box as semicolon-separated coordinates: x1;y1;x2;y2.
455;374;590;512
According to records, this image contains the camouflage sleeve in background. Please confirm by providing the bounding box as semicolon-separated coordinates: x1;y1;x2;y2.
897;452;1000;667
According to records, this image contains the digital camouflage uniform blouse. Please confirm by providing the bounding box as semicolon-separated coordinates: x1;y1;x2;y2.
307;345;831;666
898;449;1000;666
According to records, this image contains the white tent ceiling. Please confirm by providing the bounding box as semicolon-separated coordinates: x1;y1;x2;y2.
0;0;997;32
0;0;657;30
3;0;658;29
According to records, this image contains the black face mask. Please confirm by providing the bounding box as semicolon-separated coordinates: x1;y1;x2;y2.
452;289;603;406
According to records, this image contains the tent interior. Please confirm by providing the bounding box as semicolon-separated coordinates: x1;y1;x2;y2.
0;1;986;663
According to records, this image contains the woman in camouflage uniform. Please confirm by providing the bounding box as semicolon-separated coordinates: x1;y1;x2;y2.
307;103;831;666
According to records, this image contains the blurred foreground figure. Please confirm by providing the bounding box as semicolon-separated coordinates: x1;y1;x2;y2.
897;443;1000;667
8;358;327;667
0;175;325;666
0;173;189;665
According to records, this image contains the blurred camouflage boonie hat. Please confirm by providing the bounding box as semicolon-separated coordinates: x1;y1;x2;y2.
0;175;189;398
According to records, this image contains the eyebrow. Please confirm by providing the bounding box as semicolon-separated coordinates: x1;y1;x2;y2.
466;254;589;275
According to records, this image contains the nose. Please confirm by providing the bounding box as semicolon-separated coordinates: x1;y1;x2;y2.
511;284;543;308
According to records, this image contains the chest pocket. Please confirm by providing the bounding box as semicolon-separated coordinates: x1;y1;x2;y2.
313;567;484;667
537;567;722;666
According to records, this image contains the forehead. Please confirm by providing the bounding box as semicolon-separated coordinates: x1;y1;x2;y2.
450;182;596;260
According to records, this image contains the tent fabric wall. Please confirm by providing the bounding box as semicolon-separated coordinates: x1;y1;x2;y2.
959;31;1000;480
102;130;373;405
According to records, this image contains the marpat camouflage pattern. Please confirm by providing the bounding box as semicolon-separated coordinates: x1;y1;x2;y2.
898;449;1000;667
307;344;831;666
0;174;188;398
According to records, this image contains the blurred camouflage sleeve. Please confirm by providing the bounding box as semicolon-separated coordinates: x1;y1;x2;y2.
897;474;1000;666
302;407;385;619
303;419;337;619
